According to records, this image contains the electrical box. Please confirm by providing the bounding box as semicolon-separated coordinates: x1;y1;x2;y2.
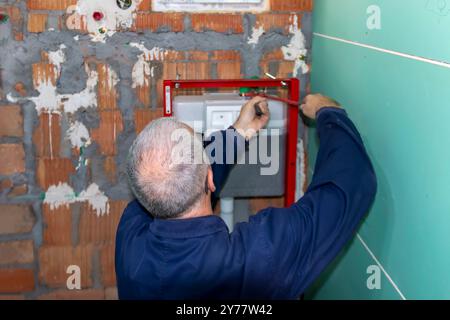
173;92;287;197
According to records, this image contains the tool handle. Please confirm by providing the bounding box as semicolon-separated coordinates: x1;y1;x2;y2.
254;102;264;117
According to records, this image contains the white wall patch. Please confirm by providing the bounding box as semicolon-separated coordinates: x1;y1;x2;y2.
281;15;309;76
48;44;67;75
61;65;99;114
247;25;265;46
66;0;143;42
132;56;152;88
66;121;92;149
104;64;119;89
7;59;100;115
78;183;110;217
130;43;167;61
44;182;110;216
44;182;78;210
26;83;60;114
130;43;167;88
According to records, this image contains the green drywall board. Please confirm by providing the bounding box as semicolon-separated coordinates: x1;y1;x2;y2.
313;0;450;63
306;237;402;300
306;10;450;299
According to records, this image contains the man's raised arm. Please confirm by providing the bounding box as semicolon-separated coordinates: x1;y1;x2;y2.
205;97;270;208
234;94;377;298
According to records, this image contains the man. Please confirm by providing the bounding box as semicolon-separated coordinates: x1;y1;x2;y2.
115;94;377;300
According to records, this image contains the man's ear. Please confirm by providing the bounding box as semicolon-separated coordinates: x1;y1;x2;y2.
207;167;216;194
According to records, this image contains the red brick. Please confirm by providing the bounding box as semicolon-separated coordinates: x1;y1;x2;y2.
38;289;104;300
0;144;25;175
134;13;184;32
32;62;57;87
256;13;302;34
260;49;298;81
64;10;88;33
261;49;285;61
0;240;35;265
33;113;61;158
8;184;28;197
38;245;93;288
0;105;24;137
188;51;209;61
100;244;115;287
91;110;124;156
14;33;24;41
27;13;48;33
97;64;118;110
0;205;35;235
277;61;297;78
165;50;186;61
134;108;164;134
270;0;313;11
36;158;75;190
0;294;26;300
162;60;182;79
191;14;243;33
217;61;242;79
0;269;35;293
137;0;152;11
158;62;210;106
79;201;127;245
27;0;77;10
135;85;151;108
0;179;13;192
42;204;72;245
249;197;284;214
14;82;27;97
105;287;118;300
211;50;240;61
104;156;116;184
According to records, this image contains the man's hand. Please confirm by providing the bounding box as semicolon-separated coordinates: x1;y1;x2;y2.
301;94;341;119
233;96;270;140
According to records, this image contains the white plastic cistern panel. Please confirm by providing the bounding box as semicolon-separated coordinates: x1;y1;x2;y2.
173;92;287;134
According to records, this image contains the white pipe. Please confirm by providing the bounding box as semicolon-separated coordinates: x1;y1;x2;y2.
220;197;234;232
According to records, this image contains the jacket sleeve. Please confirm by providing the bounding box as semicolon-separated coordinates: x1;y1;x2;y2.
204;127;246;209
235;108;377;298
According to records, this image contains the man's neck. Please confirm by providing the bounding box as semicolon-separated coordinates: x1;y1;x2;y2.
177;195;214;219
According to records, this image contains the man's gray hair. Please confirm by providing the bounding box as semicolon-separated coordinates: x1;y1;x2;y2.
127;118;209;219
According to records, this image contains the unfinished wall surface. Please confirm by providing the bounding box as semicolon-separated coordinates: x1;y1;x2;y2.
0;0;312;299
307;0;450;299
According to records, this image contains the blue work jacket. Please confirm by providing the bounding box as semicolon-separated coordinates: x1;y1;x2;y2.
115;108;377;300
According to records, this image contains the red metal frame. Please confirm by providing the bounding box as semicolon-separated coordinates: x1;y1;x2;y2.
163;78;300;207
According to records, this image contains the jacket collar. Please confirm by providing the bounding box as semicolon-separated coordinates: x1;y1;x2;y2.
149;214;229;239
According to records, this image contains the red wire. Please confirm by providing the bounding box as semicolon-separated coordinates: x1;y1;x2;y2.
242;92;300;106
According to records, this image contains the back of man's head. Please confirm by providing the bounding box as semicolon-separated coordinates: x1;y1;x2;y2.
127;118;209;219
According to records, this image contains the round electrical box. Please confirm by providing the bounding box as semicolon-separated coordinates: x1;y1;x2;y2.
117;0;132;10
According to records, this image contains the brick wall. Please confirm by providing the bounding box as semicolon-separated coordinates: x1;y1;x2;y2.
0;0;312;299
